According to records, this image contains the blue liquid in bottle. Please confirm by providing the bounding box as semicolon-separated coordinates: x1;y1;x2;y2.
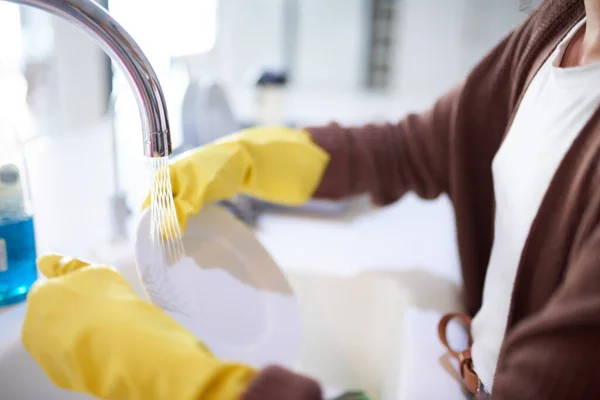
0;215;37;306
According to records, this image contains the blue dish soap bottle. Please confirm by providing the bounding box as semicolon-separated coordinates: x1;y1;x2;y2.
0;134;37;306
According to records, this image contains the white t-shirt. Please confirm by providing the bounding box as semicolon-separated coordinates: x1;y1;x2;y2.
470;18;600;392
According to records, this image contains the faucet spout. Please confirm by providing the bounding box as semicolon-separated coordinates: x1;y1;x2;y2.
7;0;171;157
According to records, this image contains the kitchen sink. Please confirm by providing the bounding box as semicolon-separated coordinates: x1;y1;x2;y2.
0;239;466;399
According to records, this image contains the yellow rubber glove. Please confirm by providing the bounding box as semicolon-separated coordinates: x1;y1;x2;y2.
143;126;329;232
22;254;257;400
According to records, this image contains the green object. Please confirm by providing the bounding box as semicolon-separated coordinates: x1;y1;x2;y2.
331;392;371;400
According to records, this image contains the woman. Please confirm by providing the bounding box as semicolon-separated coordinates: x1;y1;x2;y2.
24;0;600;398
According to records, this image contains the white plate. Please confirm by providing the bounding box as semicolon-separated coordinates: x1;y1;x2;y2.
135;205;301;369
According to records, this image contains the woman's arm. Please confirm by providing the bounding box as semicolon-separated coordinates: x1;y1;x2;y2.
306;91;458;205
305;20;526;207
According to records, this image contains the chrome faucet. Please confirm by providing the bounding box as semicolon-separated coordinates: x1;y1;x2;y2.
7;0;172;158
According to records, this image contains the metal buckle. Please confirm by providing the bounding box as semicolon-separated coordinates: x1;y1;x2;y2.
476;380;489;396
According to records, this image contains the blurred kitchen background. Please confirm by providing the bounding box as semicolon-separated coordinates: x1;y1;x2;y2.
0;0;527;281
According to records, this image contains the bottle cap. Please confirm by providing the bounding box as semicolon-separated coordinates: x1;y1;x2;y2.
0;164;25;216
0;164;19;184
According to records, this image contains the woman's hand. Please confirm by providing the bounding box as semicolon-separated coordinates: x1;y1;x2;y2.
142;126;329;232
22;254;257;400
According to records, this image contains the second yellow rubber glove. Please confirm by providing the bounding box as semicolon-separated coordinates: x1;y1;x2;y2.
143;126;329;232
22;255;257;400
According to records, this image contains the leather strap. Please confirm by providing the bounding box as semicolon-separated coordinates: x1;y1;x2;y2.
438;312;480;395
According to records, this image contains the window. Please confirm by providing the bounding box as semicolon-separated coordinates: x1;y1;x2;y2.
0;3;22;68
108;0;218;79
366;0;398;91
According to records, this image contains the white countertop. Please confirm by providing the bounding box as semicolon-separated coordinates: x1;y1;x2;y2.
256;194;460;283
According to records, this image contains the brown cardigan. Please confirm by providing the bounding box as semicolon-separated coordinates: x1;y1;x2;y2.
243;1;600;399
